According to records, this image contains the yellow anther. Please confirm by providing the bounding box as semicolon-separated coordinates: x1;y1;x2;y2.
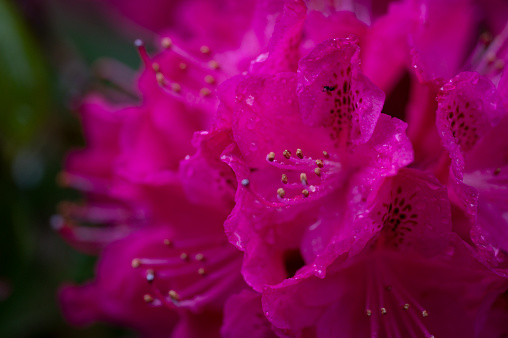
281;174;288;184
200;45;210;54
163;239;173;247
179;62;187;70
296;148;303;159
323;151;329;158
277;188;286;198
283;150;291;159
267;152;275;162
195;253;205;261
381;308;387;315
180;252;189;260
152;63;160;72
422;310;429;317
161;37;172;49
314;168;321;176
403;303;410;310
365;309;372;316
316;159;324;168
146;269;155;282
198;267;206;275
143;294;154;303
209;60;220;69
131;258;141;268
171;83;181;93
168;290;180;300
302;189;309;198
300;173;307;185
200;88;212;97
204;75;215;84
156;72;165;85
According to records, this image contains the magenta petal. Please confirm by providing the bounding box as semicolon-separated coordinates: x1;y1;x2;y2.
221;290;277;338
233;73;330;167
179;130;236;209
297;37;385;147
436;72;505;179
250;0;307;74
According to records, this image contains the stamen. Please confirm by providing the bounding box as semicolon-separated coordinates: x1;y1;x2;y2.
171;83;181;93
300;173;308;185
302;189;309;198
144;294;154;303
179;62;187;70
156;72;165;85
366;309;372;316
380;307;387;315
134;39;151;67
283;150;291;159
198;267;206;275
132;258;141;268
146;269;155;282
422;310;429;317
277;188;286;198
195;253;205;261
163;239;173;247
152;63;160;72
314;168;321;176
209;60;220;69
204;75;216;84
161;37;173;49
316;159;324;168
168;289;180;300
267;152;275;162
200;88;212;97
241;178;250;187
323;151;329;159
296;148;304;159
180;252;189;261
281;174;288;184
403;303;410;310
200;46;210;54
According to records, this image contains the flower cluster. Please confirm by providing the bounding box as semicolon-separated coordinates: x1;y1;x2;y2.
56;0;508;337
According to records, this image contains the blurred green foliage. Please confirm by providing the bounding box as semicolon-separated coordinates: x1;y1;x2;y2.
0;0;143;336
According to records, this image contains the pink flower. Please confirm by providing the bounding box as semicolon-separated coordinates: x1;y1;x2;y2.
56;0;508;336
222;36;412;290
262;169;507;337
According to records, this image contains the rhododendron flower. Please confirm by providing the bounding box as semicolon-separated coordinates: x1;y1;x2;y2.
56;0;508;337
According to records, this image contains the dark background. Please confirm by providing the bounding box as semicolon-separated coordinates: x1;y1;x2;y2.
0;0;151;336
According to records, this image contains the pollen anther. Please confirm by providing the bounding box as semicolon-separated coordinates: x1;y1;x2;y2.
204;75;215;84
163;239;173;247
200;88;211;97
281;174;288;184
316;159;324;168
171;83;181;92
241;178;250;187
381;308;387;315
180;252;189;261
267;152;275;162
422;310;429;317
323;151;329;158
209;60;220;69
365;309;372;316
195;253;205;261
277;188;286;198
300;173;307;185
198;267;206;275
143;294;154;303
296;149;303;159
314;168;321;176
179;63;187;70
161;37;172;49
131;258;141;268
302;189;309;198
146;269;155;282
200;45;210;54
403;303;410;310
168;290;180;300
283;150;291;159
152;63;160;72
